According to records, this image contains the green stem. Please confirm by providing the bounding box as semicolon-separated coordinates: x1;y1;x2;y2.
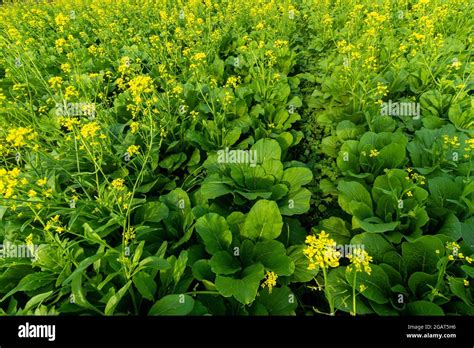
352;270;357;316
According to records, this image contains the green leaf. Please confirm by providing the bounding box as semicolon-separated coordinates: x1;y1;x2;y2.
253;286;297;315
317;217;351;245
192;260;214;281
281;167;313;188
132;272;157;301
253;240;295;276
149;294;195;316
22;291;53;313
346;265;391;305
354;218;400;233
338;181;373;214
195;213;232;255
327;267;373;315
134;201;169;223
437;213;461;240
287;245;318;283
461;265;474;278
408;272;437;296
448;277;472;305
279;188;312;216
215;264;265;305
241;200;283;241
401;236;444;274
405;301;444;315
251;138;281;163
71;273;99;313
63;253;104;285
350;233;394;263
104;280;132;315
461;218;474;253
209;251;241;275
1;272;54;302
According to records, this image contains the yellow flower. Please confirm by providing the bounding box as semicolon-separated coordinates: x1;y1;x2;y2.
80;121;101;139
64;86;78;99
37;178;47;186
27;190;37;198
61;63;71;73
124;226;136;245
191;52;206;61
406;191;413;197
448;255;455;261
369;149;380;157
466;257;473;264
6;127;33;147
304;230;340;269
111;178;125;191
55;13;69;27
48;76;63;89
359;284;367;292
261;271;278;293
348;249;373;275
127;145;140;157
130;121;139;134
464;279;469;287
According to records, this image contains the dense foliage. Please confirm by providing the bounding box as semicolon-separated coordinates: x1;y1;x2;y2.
0;0;472;316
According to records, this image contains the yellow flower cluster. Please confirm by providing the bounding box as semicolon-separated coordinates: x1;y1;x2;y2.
6;127;36;147
0;167;25;198
58;117;80;131
405;168;426;185
111;178;126;191
304;231;340;269
128;75;154;103
44;215;65;234
261;271;278;293
80;121;101;139
347;249;373;275
369;149;380;158
48;76;63;89
124;226;136;245
445;241;472;262
127;145;140;157
442;135;460;148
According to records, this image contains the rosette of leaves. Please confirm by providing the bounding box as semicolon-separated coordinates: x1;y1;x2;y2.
190;198;316;312
336;131;408;181
200;138;313;216
337;169;429;238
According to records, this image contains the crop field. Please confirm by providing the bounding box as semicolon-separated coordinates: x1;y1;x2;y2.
0;0;473;318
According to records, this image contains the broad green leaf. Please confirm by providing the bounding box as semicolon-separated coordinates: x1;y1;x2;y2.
195;213;232;255
242;200;283;241
251;138;281;163
134;201;169;223
209;251;241;275
253;286;297;315
133;272;156;301
287;245;318;283
401;236;444;274
346;265;391;305
405;301;444;316
215;264;264;305
149;294;195;316
338;181;373;214
253;240;294;276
